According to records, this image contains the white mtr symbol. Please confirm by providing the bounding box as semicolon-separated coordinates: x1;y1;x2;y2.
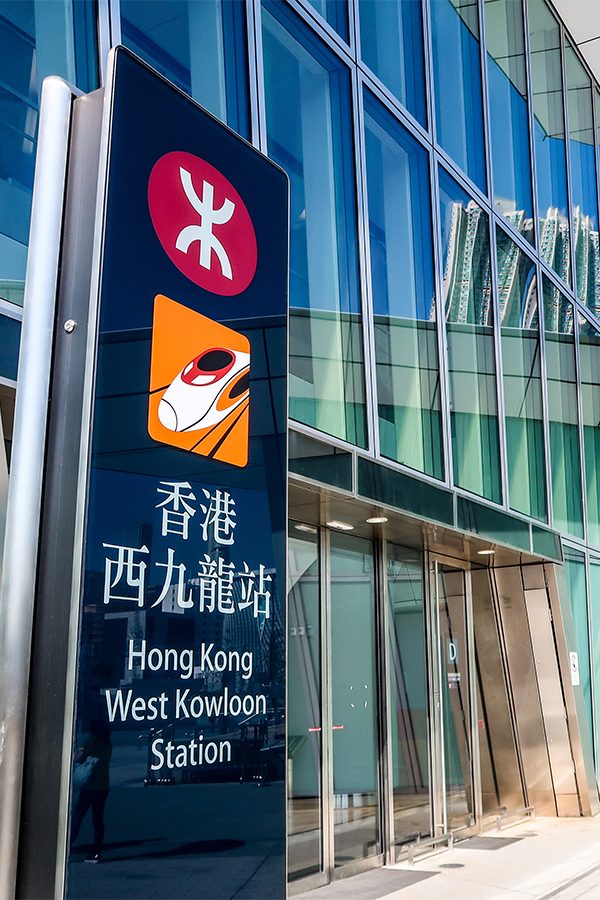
175;167;235;280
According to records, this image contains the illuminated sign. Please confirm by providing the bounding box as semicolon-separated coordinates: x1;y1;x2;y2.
65;49;288;899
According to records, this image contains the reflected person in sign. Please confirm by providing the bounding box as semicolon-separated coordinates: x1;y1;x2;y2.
70;721;112;864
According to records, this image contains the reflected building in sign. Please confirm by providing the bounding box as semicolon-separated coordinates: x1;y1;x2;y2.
1;0;600;898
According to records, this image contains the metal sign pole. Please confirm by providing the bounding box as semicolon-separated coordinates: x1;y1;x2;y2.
0;77;74;900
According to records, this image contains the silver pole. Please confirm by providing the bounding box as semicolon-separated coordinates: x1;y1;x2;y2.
0;76;73;898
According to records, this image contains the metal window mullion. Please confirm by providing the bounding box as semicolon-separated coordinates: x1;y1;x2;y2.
358;63;431;148
320;526;334;879
584;550;597;782
283;0;355;68
421;0;435;140
476;0;493;205
521;0;539;254
347;0;359;62
537;262;554;527
478;0;509;510
489;217;510;510
353;70;379;459
108;0;121;47
573;308;589;547
427;556;446;835
559;24;577;296
591;85;600;320
377;537;394;862
248;0;268;152
464;567;482;828
429;153;453;490
96;0;112;84
493;210;538;264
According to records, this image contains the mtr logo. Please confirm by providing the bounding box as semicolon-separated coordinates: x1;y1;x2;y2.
148;151;258;296
148;295;250;468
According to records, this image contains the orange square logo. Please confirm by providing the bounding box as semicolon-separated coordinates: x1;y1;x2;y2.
148;294;250;467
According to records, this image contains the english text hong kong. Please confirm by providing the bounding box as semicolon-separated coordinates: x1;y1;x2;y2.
126;639;254;681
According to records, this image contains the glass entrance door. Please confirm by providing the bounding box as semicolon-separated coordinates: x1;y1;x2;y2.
287;526;382;890
330;534;380;869
434;562;478;834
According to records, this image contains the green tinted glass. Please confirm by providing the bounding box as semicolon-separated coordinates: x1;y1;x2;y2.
263;3;367;448
563;545;591;738
529;0;570;284
543;281;583;537
364;91;443;480
497;230;546;520
565;44;599;315
439;169;501;503
485;0;533;242
590;554;600;781
578;316;600;548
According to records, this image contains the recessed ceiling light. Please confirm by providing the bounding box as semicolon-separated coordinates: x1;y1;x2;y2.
477;549;495;556
366;516;388;524
326;520;354;531
295;523;317;534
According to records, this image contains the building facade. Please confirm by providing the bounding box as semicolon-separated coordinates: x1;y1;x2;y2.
1;0;600;896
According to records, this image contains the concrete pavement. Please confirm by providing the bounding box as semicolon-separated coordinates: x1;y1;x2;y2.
297;816;600;899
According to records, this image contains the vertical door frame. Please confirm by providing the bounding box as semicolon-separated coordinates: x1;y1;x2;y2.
427;553;481;839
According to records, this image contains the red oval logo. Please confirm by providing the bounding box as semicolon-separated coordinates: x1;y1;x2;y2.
148;151;257;296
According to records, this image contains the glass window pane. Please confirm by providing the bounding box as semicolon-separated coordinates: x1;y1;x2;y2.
263;2;367;448
330;533;380;866
529;0;570;283
590;554;600;781
364;91;443;479
359;0;426;127
0;0;97;306
565;43;599;317
304;0;348;42
439;169;501;503
484;0;533;242
497;229;546;520
578;315;600;548
563;546;591;739
430;0;486;192
288;528;322;881
387;544;430;851
543;279;583;537
120;0;250;138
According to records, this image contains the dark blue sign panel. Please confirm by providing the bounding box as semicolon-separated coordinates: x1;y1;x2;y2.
66;49;288;899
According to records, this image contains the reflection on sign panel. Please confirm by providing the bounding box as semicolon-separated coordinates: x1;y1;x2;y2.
148;294;250;467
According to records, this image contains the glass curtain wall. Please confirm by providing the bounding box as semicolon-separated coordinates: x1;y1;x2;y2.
330;534;380;867
364;90;443;479
543;279;584;538
578;316;600;549
439;169;501;503
304;0;348;42
262;2;367;448
0;0;97;306
358;0;426;127
288;529;322;882
484;0;533;243
591;555;600;783
565;44;600;317
430;0;486;192
120;0;249;138
386;545;430;850
529;0;570;284
563;546;592;738
496;229;546;520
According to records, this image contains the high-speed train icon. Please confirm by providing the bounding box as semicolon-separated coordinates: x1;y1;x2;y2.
158;346;250;433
